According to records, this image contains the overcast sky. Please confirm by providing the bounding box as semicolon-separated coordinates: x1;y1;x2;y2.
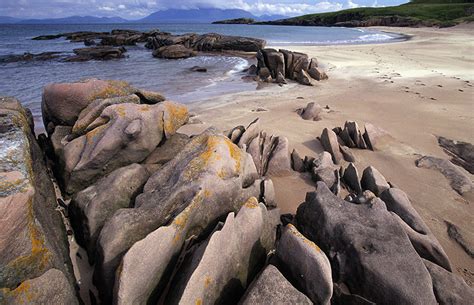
1;0;408;19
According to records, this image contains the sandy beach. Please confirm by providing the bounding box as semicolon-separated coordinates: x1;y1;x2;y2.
181;24;474;284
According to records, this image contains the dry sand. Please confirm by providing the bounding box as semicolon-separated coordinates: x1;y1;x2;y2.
180;25;474;285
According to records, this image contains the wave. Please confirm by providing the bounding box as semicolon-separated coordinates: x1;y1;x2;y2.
228;57;249;74
268;33;398;45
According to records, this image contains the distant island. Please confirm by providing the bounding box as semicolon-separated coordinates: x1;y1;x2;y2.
216;0;474;27
213;18;256;24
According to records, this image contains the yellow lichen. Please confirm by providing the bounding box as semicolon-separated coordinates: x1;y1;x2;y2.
223;137;242;172
204;276;212;288
2;280;36;303
195;299;202;305
287;224;321;252
244;197;259;209
163;102;189;135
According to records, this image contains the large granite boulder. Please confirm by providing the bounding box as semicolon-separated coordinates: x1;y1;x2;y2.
0;97;77;302
240;264;312;305
42;78;136;130
59;101;188;194
69;163;150;261
296;182;438;305
95;131;264;303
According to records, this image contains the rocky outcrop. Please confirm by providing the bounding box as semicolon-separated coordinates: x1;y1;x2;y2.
437;136;474;174
152;44;197;59
67;46;127;62
0;52;64;63
0;97;78;303
416;156;472;195
296;182;438;304
227;118;292;176
240;264;312;305
257;48;328;85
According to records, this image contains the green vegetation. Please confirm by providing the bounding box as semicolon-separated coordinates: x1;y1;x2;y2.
212;18;255;24
263;0;474;27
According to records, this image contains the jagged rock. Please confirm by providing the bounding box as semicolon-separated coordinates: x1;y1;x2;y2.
237;118;261;148
0;98;77;301
69;163;150;260
308;65;328;81
42;78;136;130
311;152;340;193
0;269;79;305
363;123;389;151
416;156;472;195
291;149;305;172
296;182;438;305
144;133;190;165
343;163;362;195
437;136;474;174
344;121;367;149
297;70;315;86
424;259;474;305
320;128;343;164
261;49;285;79
226;125;245;143
168;199;279;305
152;44;196;59
297;102;322;121
97;131;262;303
275;72;287;84
59;101;188;194
339;128;356;148
240;264;312;305
340;145;356;162
261;178;276;207
360;166;390;196
276;224;333;304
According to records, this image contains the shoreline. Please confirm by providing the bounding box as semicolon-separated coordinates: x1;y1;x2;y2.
182;24;474;285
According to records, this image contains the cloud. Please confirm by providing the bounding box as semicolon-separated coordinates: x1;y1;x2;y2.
0;0;408;19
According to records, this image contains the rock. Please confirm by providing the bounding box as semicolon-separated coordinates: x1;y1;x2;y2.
168;199;278;305
344;121;367;149
247;132;292;176
67;46;126;62
445;220;474;258
311;152;340;193
190;66;207;72
96;131;262;302
343;163;362;195
298;102;322;121
320;128;343;164
308;65;328;81
339;128;356;148
0;52;64;63
360;166;390;196
0;98;76;300
258;67;271;81
416;156;472;195
297;70;315;86
226;125;245;143
340;145;356;162
192;33;266;52
152;44;196;59
144;133;190;165
240;264;312;305
237;118;261;147
291;149;305;172
276;224;333;304
296;182;438;305
275;71;287;84
134;89;165;104
424;259;474;305
42;78;136;130
0;269;79;305
244;64;258;75
69;163;150;260
261;48;285;79
292;52;311;77
59;101;188;194
261;178;276;207
363;123;389;151
437;136;474;174
332;283;375;305
84;38;96;46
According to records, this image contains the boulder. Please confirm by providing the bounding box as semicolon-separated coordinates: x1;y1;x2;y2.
0;98;77;301
276;224;333;304
297;102;322;121
343;162;362;195
67;46;126;62
258;67;271;81
275;72;287;84
0;269;78;305
423;259;474;305
59;101;188;194
437;136;474;174
168;199;279;305
344;121;367;149
69;163;150;260
152;44;196;59
363;123;389;151
240;264;312;305
340;145;356;162
416;156;472;195
320;128;343;164
360;166;390;196
42;78;136;130
144;133;190;165
261;48;285;79
311;152;340;193
96;131;263;303
296;182;438;305
291;149;305;172
193;33;265;52
308;64;328;81
297;70;315;86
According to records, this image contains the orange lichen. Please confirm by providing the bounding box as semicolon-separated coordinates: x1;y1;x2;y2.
195;298;202;305
163;102;189;135
244;197;259;209
287;224;321;252
2;280;36;303
85;125;107;144
204;276;212;288
89;81;132;101
223;137;242;172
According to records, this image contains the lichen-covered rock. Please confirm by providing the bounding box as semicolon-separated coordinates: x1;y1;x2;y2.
360;166;390;196
0;269;78;305
96;130;263;303
380;188;451;271
276;224;332;305
144;133;190;165
240;264;312;305
42;78;136;131
0;97;77;302
60;101;188;194
69;163;150;260
296;182;438;305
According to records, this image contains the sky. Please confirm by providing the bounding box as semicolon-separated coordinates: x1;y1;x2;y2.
1;0;409;19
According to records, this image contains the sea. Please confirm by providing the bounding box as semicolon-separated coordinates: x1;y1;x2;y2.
0;23;404;130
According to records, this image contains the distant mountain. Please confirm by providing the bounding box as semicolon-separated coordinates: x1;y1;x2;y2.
137;8;287;23
0;16;23;24
18;15;128;24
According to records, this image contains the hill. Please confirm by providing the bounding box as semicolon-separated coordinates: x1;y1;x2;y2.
261;0;474;27
19;15;128;24
0;16;23;24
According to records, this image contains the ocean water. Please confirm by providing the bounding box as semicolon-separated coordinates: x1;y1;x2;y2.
0;23;404;130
